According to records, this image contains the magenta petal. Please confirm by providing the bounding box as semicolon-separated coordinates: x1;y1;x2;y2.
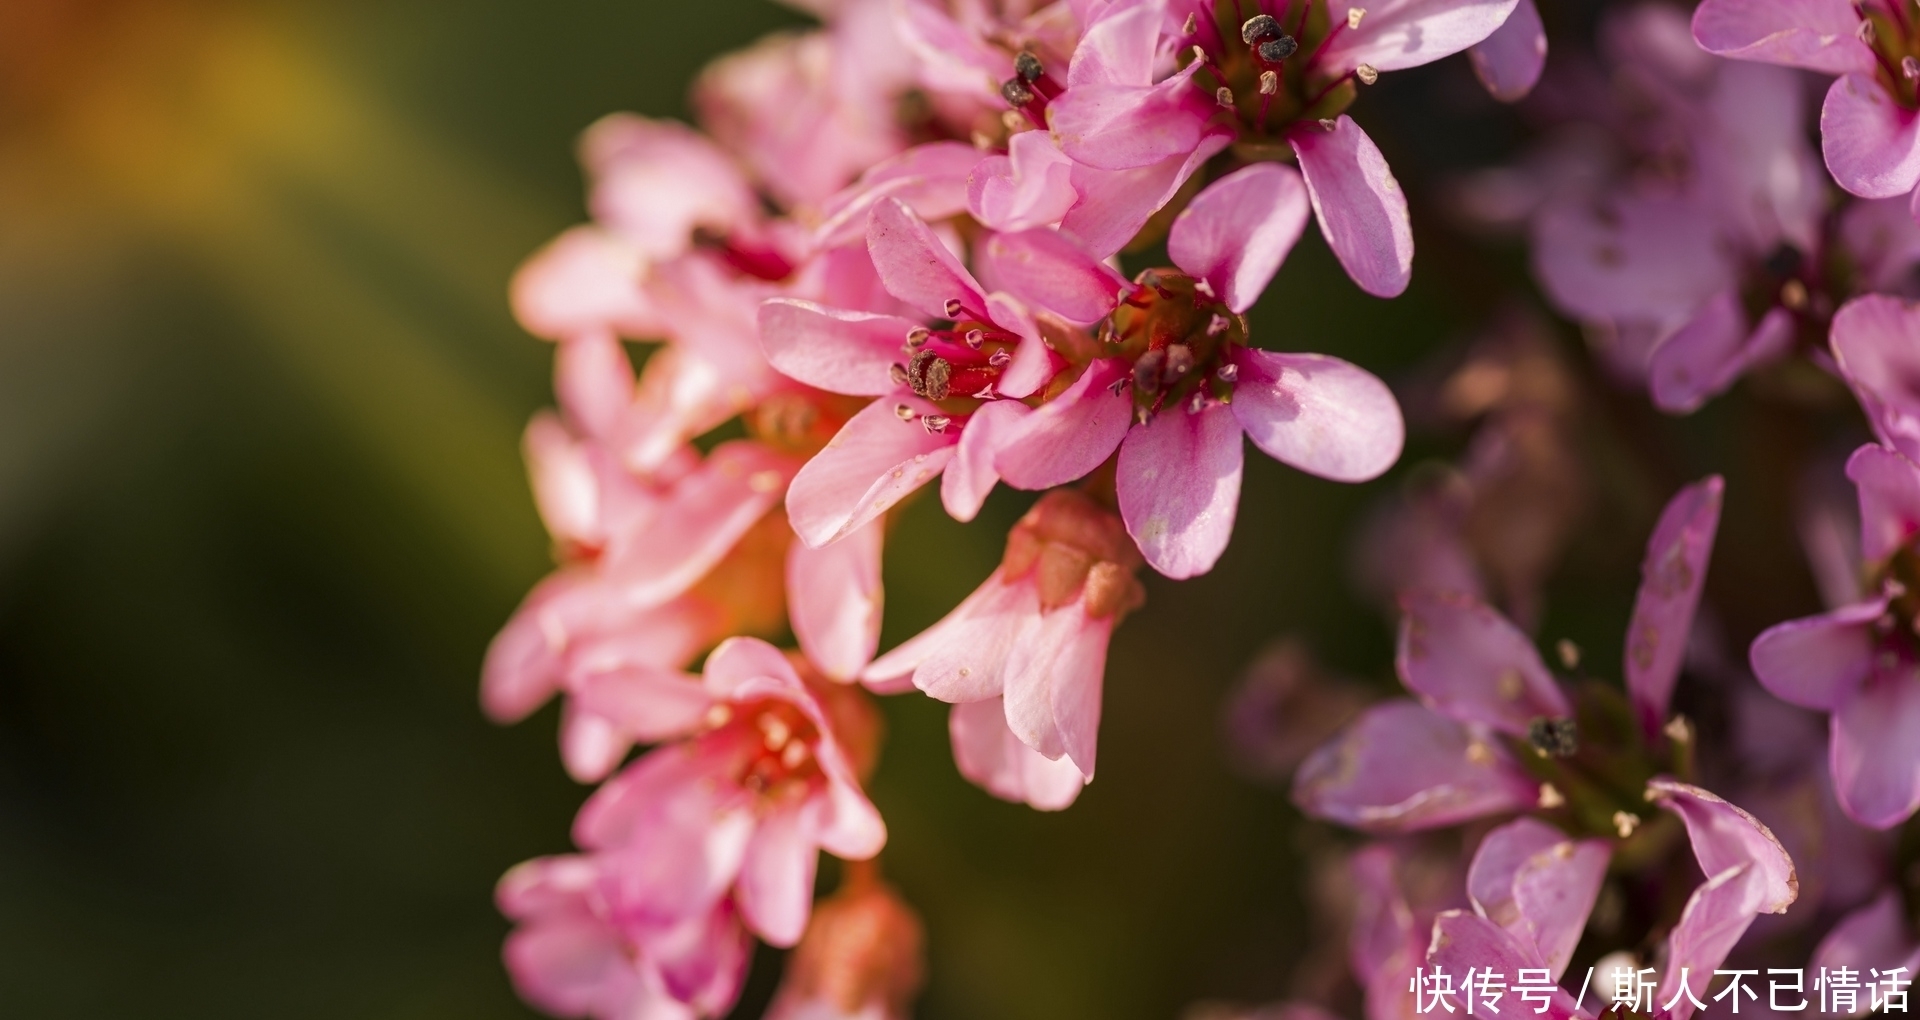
552;331;637;443
1650;296;1794;414
1832;295;1920;462
1469;0;1546;102
1049;70;1215;171
866;197;989;320
1117;403;1245;580
1823;74;1920;200
941;399;1031;522
969;130;1079;233
1065;0;1161;87
1849;443;1920;563
1007;605;1114;776
757;299;922;397
984;292;1058;400
524;412;602;549
1531;190;1733;330
996;359;1133;489
1467;820;1610;980
1749;600;1886;710
889;574;1030;703
1230;349;1405;482
1290;118;1414;298
702;636;805;699
1321;0;1523;74
1624;476;1725;736
1832;666;1920;828
1063;134;1233;259
977;229;1128;325
1691;0;1877;74
1813;889;1919;986
735;804;817;948
814;141;982;249
646;903;752;1015
511;226;662;342
787;396;958;548
602;441;789;604
1649;779;1799;913
1397;590;1568;735
786;518;883;682
1169;164;1312;313
1292;700;1539;832
949;698;1088;810
1467;816;1565;921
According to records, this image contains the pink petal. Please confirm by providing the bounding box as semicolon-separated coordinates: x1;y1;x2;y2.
1426;912;1590;1019
1062;133;1233;259
498;853;598;920
702;635;805;699
1229;349;1405;482
1749;600;1886;710
602;441;791;604
942;399;1032;521
1467;817;1566;922
1169;164;1312;313
815;141;983;249
1823;74;1920;199
552;331;637;443
1510;840;1610;979
1065;0;1163;87
735;804;818;948
976;229;1128;326
1117;402;1246;579
1832;666;1920;828
949;698;1089;810
1650;297;1794;414
583;114;760;263
1839;196;1920;291
564;667;712;781
996;358;1133;488
1850;442;1920;563
1006;603;1114;776
1469;0;1547;102
983;292;1058;399
786;518;884;682
1691;0;1877;74
510;226;662;342
1648;779;1799;913
1290;118;1414;299
786;396;958;548
524;412;602;550
503;915;641;1019
969;130;1080;233
1832;294;1920;462
646;900;753;1014
1292;700;1539;832
1530;190;1734;330
1049;66;1216;172
864;573;1027;701
811;761;888;861
1396;590;1568;735
1320;0;1522;74
1812;889;1919;998
1624;476;1725;736
866;197;989;321
757;299;922;397
585;756;756;925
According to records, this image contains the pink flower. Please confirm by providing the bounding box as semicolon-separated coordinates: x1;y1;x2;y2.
1296;477;1723;829
1810;889;1920;1005
1749;440;1920;829
764;867;925;1020
1692;0;1920;211
498;854;753;1020
1833;294;1920;462
862;489;1145;806
1348;841;1465;1020
576;638;887;949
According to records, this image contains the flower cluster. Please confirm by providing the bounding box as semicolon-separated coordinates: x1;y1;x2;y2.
477;0;1920;1015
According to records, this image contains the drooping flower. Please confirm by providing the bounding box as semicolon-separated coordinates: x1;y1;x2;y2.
764;865;926;1020
863;488;1145;805
1750;439;1920;829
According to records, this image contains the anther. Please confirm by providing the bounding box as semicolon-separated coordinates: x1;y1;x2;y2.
1537;783;1566;809
906;349;954;400
1613;811;1641;838
921;414;951;434
1014;50;1044;82
888;363;909;385
1257;35;1298;62
894;404;916;421
1188;391;1206;413
1555;639;1581;669
943;298;966;318
1318;117;1337;130
1781;279;1809;310
906;326;930;346
1163;343;1195;381
1348;7;1368;28
1183;12;1198;33
1134;348;1168;393
1215;362;1239;383
1859;19;1877;43
1217;86;1235;107
1355;63;1379;85
1001;77;1035;108
1242;14;1282;44
1207;314;1231;336
1260;70;1279;95
1527;717;1578;758
964;328;985;349
1906;55;1920;80
987;349;1011;367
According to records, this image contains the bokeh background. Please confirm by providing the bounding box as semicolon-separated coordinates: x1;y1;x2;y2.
0;1;1822;1018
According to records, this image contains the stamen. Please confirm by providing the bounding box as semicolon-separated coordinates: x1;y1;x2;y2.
1527;717;1578;758
1014;50;1044;82
1241;13;1282;44
907;349;954;400
888;363;909;385
1001;77;1035;107
1163;343;1195;381
1257;35;1298;62
894;404;916;421
906;326;930;347
1355;63;1379;85
1217;86;1235;107
988;349;1011;367
943;298;966;318
1188;391;1206;413
921;414;952;434
1215;363;1239;383
1904;55;1919;79
1260;70;1279;95
1348;7;1367;28
1133;348;1168;394
1860;19;1877;43
1183;12;1198;33
1207;314;1232;337
964;328;985;349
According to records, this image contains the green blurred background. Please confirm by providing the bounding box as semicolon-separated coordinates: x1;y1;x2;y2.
0;1;1814;1017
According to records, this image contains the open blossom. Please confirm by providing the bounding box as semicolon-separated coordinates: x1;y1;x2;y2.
864;489;1146;807
575;638;886;952
765;867;925;1020
1004;0;1534;297
1295;477;1722;829
1692;0;1920;212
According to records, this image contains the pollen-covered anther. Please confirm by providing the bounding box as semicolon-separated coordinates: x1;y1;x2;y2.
1348;7;1368;28
921;414;951;434
1905;55;1919;80
1207;314;1231;337
1014;50;1044;82
1859;19;1877;43
943;298;966;318
1355;63;1379;85
1162;343;1195;382
988;349;1011;367
894;403;916;421
1217;86;1235;107
1781;279;1809;310
905;326;930;347
1527;716;1578;758
964;329;985;349
1260;70;1280;95
1613;811;1641;838
888;363;909;385
1001;77;1035;107
1241;14;1282;45
906;349;954;400
1257;35;1298;62
1215;362;1239;383
1183;12;1198;33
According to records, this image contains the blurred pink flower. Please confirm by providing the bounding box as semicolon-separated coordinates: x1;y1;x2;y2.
863;488;1145;805
764;868;925;1020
